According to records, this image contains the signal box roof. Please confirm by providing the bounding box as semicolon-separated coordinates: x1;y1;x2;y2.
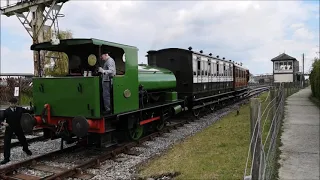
30;38;138;51
271;53;297;62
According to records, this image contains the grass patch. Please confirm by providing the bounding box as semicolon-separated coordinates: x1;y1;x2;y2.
137;92;271;180
271;120;284;180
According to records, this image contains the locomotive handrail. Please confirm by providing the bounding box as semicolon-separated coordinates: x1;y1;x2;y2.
41;104;51;124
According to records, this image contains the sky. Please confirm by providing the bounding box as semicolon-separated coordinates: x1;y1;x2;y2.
0;0;319;75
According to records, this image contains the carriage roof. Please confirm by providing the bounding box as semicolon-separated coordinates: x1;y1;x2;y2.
30;38;138;51
153;47;248;69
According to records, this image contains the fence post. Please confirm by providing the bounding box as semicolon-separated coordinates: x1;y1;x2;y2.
282;86;285;119
270;87;275;122
18;77;22;105
250;98;262;180
270;87;276;148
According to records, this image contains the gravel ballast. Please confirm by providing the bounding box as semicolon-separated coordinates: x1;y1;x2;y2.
0;99;250;180
85;100;248;180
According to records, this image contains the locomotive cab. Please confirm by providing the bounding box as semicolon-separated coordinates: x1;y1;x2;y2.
22;38;184;147
23;39;140;141
29;39;137;117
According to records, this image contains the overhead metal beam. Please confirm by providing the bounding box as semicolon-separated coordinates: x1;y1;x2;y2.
0;73;34;77
0;0;69;17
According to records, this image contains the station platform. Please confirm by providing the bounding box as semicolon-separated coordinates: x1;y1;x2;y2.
278;86;319;180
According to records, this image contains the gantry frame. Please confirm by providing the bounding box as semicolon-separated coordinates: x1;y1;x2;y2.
1;0;69;77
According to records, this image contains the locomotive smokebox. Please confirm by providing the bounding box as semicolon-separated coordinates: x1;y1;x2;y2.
72;116;89;138
146;50;157;66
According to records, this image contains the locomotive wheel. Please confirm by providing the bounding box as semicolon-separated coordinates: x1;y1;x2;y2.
192;109;200;118
128;125;144;141
155;120;165;131
209;104;215;112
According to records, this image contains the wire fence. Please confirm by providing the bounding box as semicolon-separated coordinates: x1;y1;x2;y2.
243;82;301;180
0;75;33;106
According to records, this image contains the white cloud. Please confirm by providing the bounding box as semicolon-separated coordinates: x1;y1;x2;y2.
1;1;319;74
0;44;33;73
290;23;305;29
292;26;315;40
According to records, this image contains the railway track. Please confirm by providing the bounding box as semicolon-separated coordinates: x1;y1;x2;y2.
0;87;269;180
0;128;49;153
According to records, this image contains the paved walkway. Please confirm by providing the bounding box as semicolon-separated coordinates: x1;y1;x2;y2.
279;86;320;180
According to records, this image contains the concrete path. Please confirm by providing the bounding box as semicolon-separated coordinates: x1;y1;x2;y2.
279;86;320;180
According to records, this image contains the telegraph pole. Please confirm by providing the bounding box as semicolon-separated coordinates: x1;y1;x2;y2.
1;0;69;77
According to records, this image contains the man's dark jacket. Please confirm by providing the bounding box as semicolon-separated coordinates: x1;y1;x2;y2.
1;107;33;130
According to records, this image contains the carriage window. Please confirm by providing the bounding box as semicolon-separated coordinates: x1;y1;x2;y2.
216;62;219;75
193;58;197;76
211;62;214;76
204;61;208;76
202;61;204;75
197;60;201;76
213;61;217;76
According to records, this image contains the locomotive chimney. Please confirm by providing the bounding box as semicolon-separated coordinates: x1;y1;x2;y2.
147;50;157;66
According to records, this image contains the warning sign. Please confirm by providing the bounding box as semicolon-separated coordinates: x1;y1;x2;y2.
14;87;19;97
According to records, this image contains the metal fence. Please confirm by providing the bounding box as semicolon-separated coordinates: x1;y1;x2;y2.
243;83;300;180
0;75;33;106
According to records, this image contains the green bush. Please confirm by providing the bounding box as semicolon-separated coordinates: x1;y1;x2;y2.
310;58;320;101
